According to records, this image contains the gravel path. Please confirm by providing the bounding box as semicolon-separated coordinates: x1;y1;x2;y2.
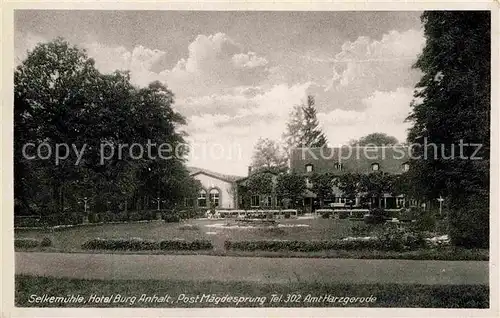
15;252;488;285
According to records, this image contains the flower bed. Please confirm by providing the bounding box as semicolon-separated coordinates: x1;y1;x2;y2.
81;238;213;251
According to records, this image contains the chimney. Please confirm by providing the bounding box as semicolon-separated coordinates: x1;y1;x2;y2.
248;166;252;176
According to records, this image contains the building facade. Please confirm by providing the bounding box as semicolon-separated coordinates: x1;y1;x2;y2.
187;146;413;211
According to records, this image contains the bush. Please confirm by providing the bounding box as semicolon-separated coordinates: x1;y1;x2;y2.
448;196;488;248
413;210;437;232
338;212;349;219
364;208;387;225
40;237;52;247
14;237;52;249
224;239;382;252
349;211;366;219
159;239;213;250
82;238;159;250
376;226;426;252
81;238;213;251
351;224;372;236
163;213;181;223
14;217;44;227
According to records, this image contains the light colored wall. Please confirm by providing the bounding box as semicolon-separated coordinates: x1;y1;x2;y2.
192;173;236;209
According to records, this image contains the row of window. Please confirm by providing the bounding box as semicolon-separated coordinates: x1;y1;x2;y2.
192;188;220;207
305;162;410;172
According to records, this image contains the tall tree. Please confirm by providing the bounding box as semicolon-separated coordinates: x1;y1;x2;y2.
310;172;335;208
334;173;361;207
250;138;287;173
407;12;490;247
282;95;328;156
349;133;399;146
14;38;199;218
301;95;328;148
276;173;305;209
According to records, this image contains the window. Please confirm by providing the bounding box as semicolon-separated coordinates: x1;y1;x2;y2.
251;195;260;207
263;195;272;207
198;189;207;207
371;163;380;171
334;162;343;171
209;188;220;207
402;162;410;172
305;164;314;173
396;197;405;207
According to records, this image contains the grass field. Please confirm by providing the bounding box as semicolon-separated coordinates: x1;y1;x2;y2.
15;275;489;308
14;218;489;260
14;218;357;251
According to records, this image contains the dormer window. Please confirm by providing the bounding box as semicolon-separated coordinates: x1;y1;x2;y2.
402;162;410;172
305;164;314;173
371;163;380;171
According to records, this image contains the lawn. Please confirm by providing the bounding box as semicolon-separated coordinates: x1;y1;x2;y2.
15;275;489;308
13;218;489;260
14;218;357;252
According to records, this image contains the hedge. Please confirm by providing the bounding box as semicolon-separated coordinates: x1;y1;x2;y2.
224;239;382;252
224;227;426;252
81;238;213;251
15;237;52;249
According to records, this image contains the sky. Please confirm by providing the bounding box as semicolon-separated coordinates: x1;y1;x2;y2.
14;10;425;176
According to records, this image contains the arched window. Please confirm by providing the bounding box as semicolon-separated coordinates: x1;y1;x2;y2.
371;163;380;171
198;189;207;207
209;188;220;207
305;164;314;173
402;162;410;172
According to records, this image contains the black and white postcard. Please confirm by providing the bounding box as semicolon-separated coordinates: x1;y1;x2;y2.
1;1;499;317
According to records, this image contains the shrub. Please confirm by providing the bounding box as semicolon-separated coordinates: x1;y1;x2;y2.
163;213;181;223
364;208;387;225
413;210;437;232
338;211;349;219
349;211;366;219
14;217;44;227
376;226;426;251
40;237;52;247
351;224;372;236
224;239;382;252
81;238;213;251
321;211;331;219
448;196;488;248
81;238;159;250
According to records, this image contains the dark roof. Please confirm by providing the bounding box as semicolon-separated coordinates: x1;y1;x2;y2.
290;146;410;175
187;166;244;183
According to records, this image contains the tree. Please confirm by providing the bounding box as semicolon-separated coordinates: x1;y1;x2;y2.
301;95;328;148
14;38;101;215
349;133;399;146
276;173;305;208
310;172;335;208
250;138;287;173
407;12;490;247
358;172;394;209
14;38;199;218
282;95;328;156
334;173;361;207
